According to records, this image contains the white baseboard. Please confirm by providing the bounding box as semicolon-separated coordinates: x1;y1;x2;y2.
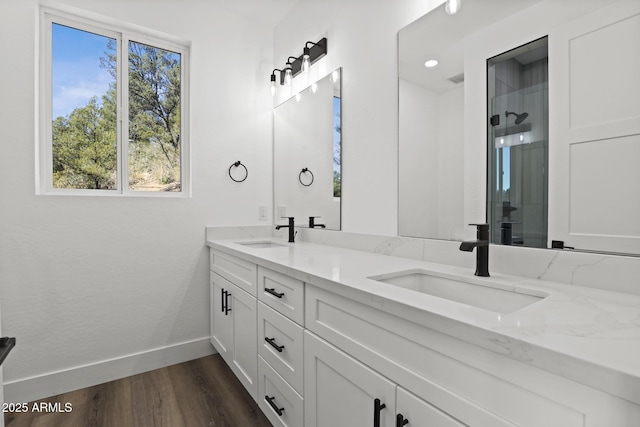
3;337;216;403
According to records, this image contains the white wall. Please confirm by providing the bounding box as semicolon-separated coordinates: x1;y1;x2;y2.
0;0;274;402
273;0;445;236
399;78;464;240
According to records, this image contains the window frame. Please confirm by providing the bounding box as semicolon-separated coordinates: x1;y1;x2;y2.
38;7;190;196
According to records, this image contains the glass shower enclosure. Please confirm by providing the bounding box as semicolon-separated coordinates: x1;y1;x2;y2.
487;37;548;248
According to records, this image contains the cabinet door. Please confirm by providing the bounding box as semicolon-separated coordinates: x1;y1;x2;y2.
396;387;466;427
228;280;258;401
210;273;231;362
304;331;396;427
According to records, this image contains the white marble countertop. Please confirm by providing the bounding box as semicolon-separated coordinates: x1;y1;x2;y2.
207;237;640;405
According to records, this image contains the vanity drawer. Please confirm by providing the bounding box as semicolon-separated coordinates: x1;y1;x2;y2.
258;355;303;427
258;266;304;325
210;249;257;296
258;302;304;395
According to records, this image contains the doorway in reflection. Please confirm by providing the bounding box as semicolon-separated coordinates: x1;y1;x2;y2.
487;37;548;248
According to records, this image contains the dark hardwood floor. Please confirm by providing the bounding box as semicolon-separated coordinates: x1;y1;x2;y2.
4;354;272;427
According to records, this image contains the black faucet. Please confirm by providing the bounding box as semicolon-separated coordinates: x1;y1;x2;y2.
275;217;296;242
308;216;326;229
459;224;490;277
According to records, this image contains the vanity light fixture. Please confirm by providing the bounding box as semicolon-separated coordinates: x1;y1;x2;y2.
302;39;327;73
445;0;462;15
269;37;327;94
270;68;284;96
284;57;296;86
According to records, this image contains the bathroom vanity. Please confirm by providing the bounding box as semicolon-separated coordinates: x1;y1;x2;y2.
207;237;640;426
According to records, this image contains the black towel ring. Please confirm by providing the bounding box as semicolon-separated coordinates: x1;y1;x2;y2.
229;161;248;182
299;167;314;186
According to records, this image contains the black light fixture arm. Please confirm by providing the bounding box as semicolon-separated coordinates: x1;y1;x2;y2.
270;37;328;89
271;68;284;86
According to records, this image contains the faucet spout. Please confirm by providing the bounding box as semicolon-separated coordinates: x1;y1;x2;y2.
275;217;296;243
459;224;490;277
459;240;478;252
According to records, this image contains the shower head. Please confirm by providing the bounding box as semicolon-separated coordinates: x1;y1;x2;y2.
505;110;529;125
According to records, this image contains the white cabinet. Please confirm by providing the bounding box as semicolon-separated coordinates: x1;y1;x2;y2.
256;265;306;424
210;273;231;358
396;387;467;427
209;246;640;426
258;302;304;395
304;331;491;427
305;283;640;427
209;253;258;401
258;355;304;427
258;265;305;325
304;331;396;427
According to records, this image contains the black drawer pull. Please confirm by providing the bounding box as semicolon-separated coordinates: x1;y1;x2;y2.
224;290;231;315
221;289;226;313
396;413;409;426
265;337;285;352
374;398;386;427
265;287;284;298
265;395;284;416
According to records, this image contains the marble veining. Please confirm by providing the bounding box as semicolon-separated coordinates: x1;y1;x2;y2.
298;228;640;296
205;230;640;405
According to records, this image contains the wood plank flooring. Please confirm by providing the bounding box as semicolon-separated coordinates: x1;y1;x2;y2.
4;354;272;427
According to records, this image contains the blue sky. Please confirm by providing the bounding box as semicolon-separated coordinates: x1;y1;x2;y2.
52;23;114;119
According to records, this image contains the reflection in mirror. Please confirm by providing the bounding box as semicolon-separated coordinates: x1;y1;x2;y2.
487;37;549;248
273;68;341;230
398;0;541;241
398;0;640;255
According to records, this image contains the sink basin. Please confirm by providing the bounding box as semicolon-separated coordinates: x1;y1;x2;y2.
237;241;287;249
369;269;547;313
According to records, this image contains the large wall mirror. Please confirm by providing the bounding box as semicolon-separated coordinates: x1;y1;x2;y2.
398;0;640;255
273;68;342;230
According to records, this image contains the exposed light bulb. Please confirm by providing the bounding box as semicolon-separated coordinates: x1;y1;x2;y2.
302;47;311;73
270;74;277;96
284;67;293;86
445;0;461;15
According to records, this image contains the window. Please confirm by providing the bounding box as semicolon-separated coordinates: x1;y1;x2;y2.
39;9;189;195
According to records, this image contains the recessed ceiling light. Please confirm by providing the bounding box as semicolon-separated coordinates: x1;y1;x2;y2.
424;59;439;68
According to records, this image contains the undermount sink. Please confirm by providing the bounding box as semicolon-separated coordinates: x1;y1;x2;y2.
369;269;548;314
237;241;287;249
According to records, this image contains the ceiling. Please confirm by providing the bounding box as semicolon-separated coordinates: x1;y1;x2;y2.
217;0;300;27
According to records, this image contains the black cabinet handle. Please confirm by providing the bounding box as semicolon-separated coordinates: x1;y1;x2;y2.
224;290;231;315
265;337;285;352
221;289;226;313
374;398;386;427
265;395;284;416
264;287;285;298
396;413;409;426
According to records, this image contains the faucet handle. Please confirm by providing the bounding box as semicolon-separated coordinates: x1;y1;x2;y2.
468;223;489;240
468;223;489;229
